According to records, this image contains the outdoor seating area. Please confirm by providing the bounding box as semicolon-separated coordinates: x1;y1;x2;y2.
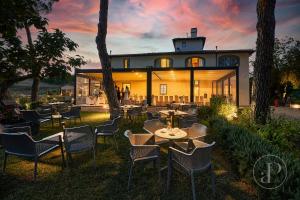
0;105;261;200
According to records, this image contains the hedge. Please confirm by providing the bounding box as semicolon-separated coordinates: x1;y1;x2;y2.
209;117;300;200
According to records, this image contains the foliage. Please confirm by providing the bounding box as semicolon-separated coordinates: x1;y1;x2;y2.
209;117;300;199
29;29;86;80
210;96;237;120
197;105;213;121
257;117;300;154
271;37;300;102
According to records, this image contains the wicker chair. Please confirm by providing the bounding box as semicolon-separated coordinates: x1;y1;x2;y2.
61;106;81;123
63;125;96;167
20;110;51;133
94;116;121;150
146;111;160;120
127;107;142;121
1;132;64;181
167;140;216;200
178;116;199;128
125;130;161;190
143;119;169;144
174;123;207;152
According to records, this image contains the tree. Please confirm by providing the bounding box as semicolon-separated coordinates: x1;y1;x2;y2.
29;29;85;102
96;0;120;118
254;0;276;124
0;0;57;101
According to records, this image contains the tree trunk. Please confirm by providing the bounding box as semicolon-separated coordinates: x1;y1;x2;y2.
96;0;120;118
25;24;41;103
254;0;276;124
0;82;10;101
31;77;40;102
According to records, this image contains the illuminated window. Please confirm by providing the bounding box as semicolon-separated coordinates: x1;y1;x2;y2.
218;55;239;67
186;57;205;67
123;58;130;68
155;58;172;68
160;84;167;95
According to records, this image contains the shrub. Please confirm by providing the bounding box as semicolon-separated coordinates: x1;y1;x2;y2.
257;117;300;154
210;96;237;120
197;105;213;121
209;117;300;199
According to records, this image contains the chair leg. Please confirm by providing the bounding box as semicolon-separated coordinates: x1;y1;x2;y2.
113;135;118;150
191;171;196;200
59;137;65;169
167;162;172;192
3;152;8;173
92;148;96;169
211;166;216;197
34;157;38;181
128;161;134;191
156;158;161;182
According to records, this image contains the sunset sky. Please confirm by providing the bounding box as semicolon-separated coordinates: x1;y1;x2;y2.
46;0;300;68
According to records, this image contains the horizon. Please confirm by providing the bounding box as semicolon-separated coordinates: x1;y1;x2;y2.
27;0;300;68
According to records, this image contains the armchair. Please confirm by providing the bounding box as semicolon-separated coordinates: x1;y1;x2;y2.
125;130;160;190
1;132;64;181
167;140;216;200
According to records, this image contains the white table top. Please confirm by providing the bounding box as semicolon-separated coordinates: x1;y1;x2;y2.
155;128;187;140
121;105;140;108
49;102;65;105
159;110;188;116
52;114;62;119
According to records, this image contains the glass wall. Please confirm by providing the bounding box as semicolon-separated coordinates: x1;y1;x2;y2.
152;70;190;105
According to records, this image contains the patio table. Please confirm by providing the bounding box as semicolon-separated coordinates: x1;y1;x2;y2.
121;105;141;118
154;127;187;140
159;110;188;127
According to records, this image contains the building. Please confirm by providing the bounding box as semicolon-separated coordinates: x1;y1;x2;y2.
75;28;254;107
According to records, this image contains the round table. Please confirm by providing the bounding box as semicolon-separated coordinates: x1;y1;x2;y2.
154;128;187;140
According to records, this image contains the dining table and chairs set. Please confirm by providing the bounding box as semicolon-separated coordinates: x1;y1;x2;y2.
126;116;216;200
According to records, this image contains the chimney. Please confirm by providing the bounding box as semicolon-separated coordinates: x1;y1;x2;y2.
191;28;197;38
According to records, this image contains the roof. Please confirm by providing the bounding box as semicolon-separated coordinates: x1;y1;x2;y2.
109;49;255;58
172;36;206;48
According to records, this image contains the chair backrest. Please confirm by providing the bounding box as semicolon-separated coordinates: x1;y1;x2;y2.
178;116;198;128
21;110;40;123
146;112;155;120
70;106;81;116
64;125;95;153
3;126;32;136
190;141;215;171
1;133;36;156
143;119;166;134
188;123;207;139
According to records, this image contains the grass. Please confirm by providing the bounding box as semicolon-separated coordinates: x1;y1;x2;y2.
0;112;257;200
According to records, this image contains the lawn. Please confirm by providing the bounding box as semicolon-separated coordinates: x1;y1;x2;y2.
0;112;257;200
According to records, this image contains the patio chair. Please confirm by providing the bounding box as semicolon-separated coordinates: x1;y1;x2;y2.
1;132;64;181
61;106;81;123
146;111;160;120
21;110;51;133
178;116;199;128
125;130;161;190
143;119;169;145
174;123;207;152
94;116;121;150
167;140;216;200
64;125;96;167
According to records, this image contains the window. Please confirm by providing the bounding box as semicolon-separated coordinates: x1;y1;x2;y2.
160;84;167;95
182;41;186;48
155;58;173;68
123;58;130;68
218;55;240;67
185;57;205;67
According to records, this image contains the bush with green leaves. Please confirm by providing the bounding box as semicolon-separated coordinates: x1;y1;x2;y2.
257;117;300;154
209;117;300;199
210;95;237;120
197;105;213;120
